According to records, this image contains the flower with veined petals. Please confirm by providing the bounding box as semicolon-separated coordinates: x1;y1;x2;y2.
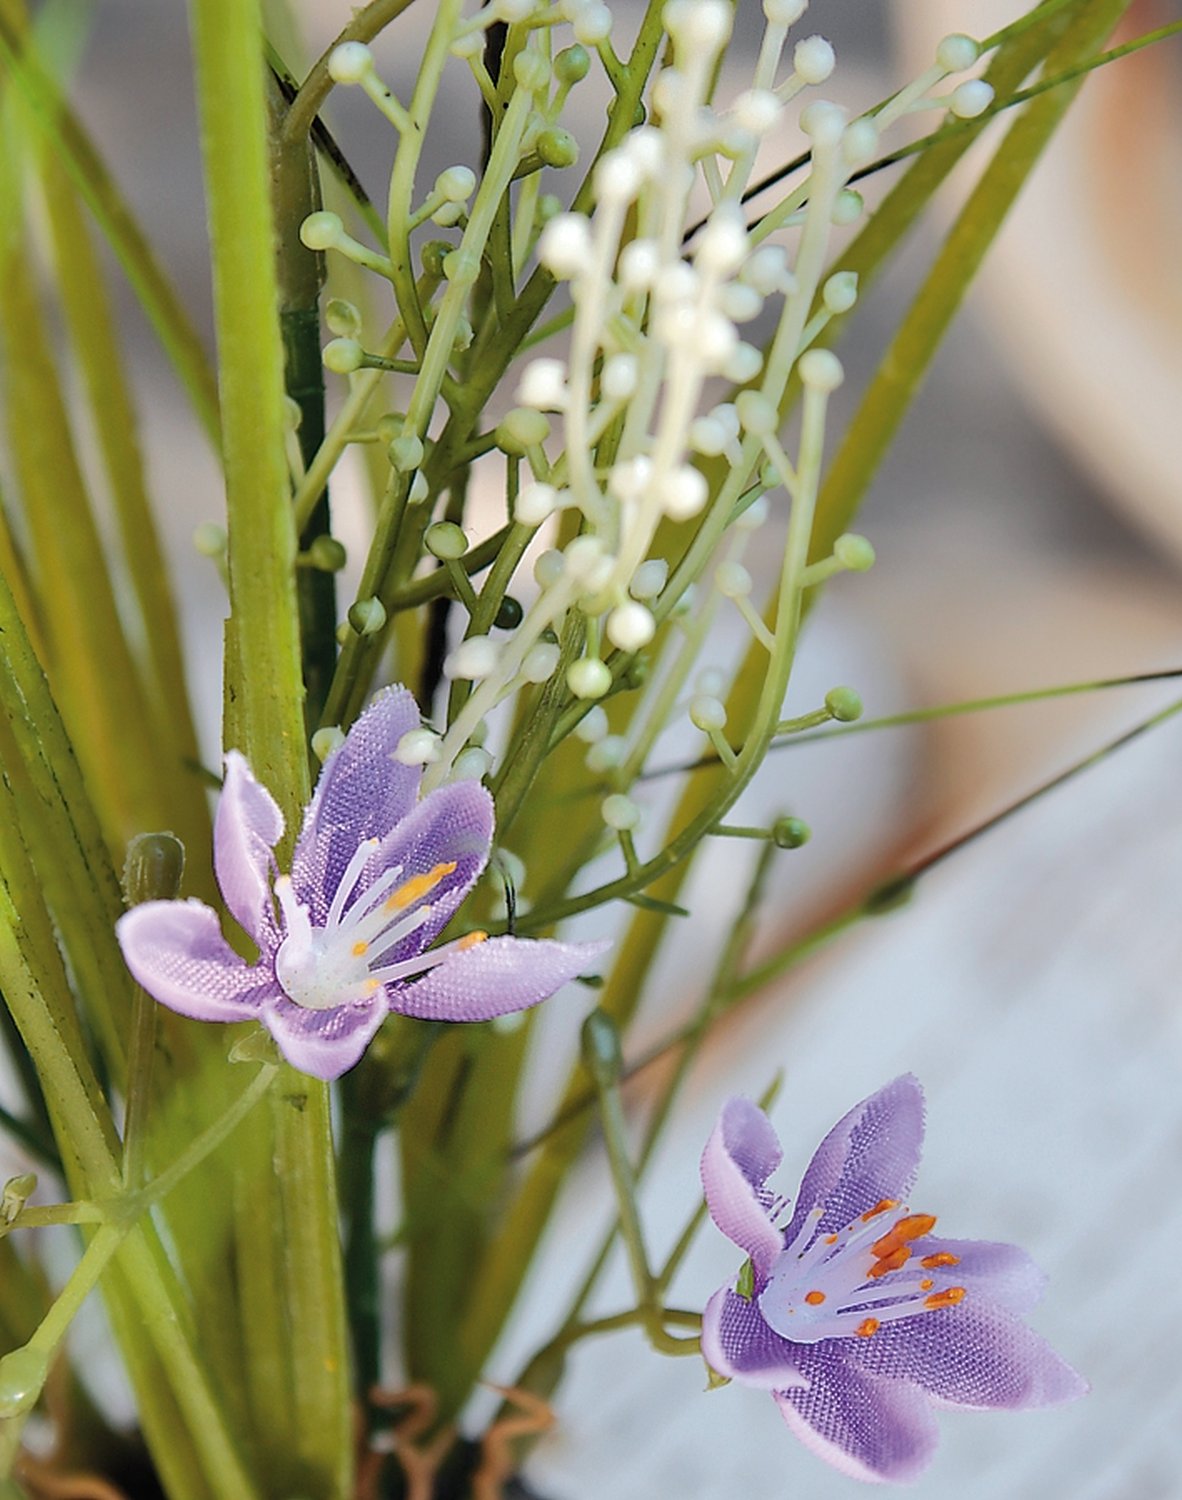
117;687;609;1081
701;1076;1085;1483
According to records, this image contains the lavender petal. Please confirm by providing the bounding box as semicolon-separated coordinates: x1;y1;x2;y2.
701;1287;808;1390
214;751;283;947
700;1097;785;1279
262;994;388;1081
775;1345;939;1484
388;935;610;1022
785;1074;925;1248
914;1236;1048;1315
116;900;275;1022
292;686;423;919
845;1300;1088;1410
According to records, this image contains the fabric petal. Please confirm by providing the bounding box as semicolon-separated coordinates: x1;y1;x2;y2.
360;780;496;961
292;686;423;919
117;900;275;1022
388;935;610;1021
701;1287;808;1390
700;1097;785;1279
215;751;283;947
914;1236;1047;1315
262;995;388;1081
785;1075;925;1248
775;1345;939;1484
845;1300;1087;1410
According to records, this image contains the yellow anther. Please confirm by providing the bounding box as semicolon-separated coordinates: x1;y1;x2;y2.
363;979;380;995
459;929;488;951
352;940;369;957
385;861;457;912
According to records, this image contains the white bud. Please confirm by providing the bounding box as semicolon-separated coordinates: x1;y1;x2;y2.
450;30;483;59
800;100;846;146
690;416;728;456
594;149;642;203
494;0;535;18
793;35;835;84
518;358;568;409
842;118;878;167
949;80;993;119
328;42;373;85
601;353;639;401
659;465;708;521
696;666;725;696
573;1;612;44
445;635;500;680
564;536;614;593
431;202;464;228
619;239;662;292
715;560;752;598
538;213;594;277
735;494;770;530
630;558;668;600
831;188;864;225
568;658;612;699
575;705;610;744
452;747;494;781
606;602;655;651
534;549;565;589
823;271;858;314
732;88;781;136
735;390;777;435
409;471;429;503
521;642;561;683
395;728;442;765
696;312;739;370
323;338;364;374
300;211;343;251
719;282;762;323
608;455;653;502
936;32;980;72
689;694;727;731
723;342;763;384
586;733;626;771
763;0;807;22
695;209;748;276
516;482;559;526
436;165;477;202
601;793;641;831
741;244;791;296
655;261;699;305
799;348;844;391
665;0;731;50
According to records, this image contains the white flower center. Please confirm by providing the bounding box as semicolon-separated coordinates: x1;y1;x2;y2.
272;840;485;1010
757;1199;965;1343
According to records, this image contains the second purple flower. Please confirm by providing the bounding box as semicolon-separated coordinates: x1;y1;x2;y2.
117;686;608;1080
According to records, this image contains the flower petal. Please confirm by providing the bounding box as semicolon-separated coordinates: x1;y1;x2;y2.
701;1287;808;1390
215;751;283;947
700;1097;785;1279
844;1299;1087;1410
785;1074;925;1248
914;1236;1048;1315
292;686;423;919
117;900;275;1022
262;995;388;1081
388;934;610;1022
360;780;496;962
775;1346;939;1484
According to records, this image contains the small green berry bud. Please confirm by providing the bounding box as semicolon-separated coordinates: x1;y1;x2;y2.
513;51;550;93
568;658;612;700
193;521;226;557
0;1347;49;1419
494;595;524;630
300;210;343;251
621;654;649;691
323;338;364;374
425;522;468;561
498;407;551;453
325;298;362;338
555;44;591;85
421;240;453;279
388;433;424;472
772;816;811;850
124;832;185;905
348;597;387;636
825;686;863;722
442;249;480;287
436;165;477;203
307;535;347;572
602;793;641;832
834;533;875;572
535;127;579;169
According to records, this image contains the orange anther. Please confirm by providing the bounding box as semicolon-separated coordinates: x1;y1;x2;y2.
866;1246;910;1279
386;861;458;912
459;929;488;951
920;1278;934;1291
920;1252;960;1270
855;1318;879;1338
824;1233;838;1245
924;1286;966;1310
804;1290;826;1306
860;1199;898;1222
351;940;369;957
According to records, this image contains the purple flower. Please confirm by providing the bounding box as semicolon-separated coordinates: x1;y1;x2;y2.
117;686;608;1081
700;1076;1085;1483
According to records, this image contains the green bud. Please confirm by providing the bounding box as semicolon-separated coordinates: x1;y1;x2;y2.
772;816;811;850
1;1173;36;1225
0;1346;49;1418
123;832;185;905
824;685;863;722
498;407;551;453
307;535;347;572
555;44;591;85
348;597;387;636
535;126;578;170
580;1008;622;1084
420;240;453;279
834;533;875;572
325;298;362;338
425;522;469;561
193;521;227;558
323;338;364;375
621;654;649;691
388;433;424;472
442;248;480;287
494;595;524;631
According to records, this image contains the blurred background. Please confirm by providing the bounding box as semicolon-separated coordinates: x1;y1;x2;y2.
22;0;1182;1494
